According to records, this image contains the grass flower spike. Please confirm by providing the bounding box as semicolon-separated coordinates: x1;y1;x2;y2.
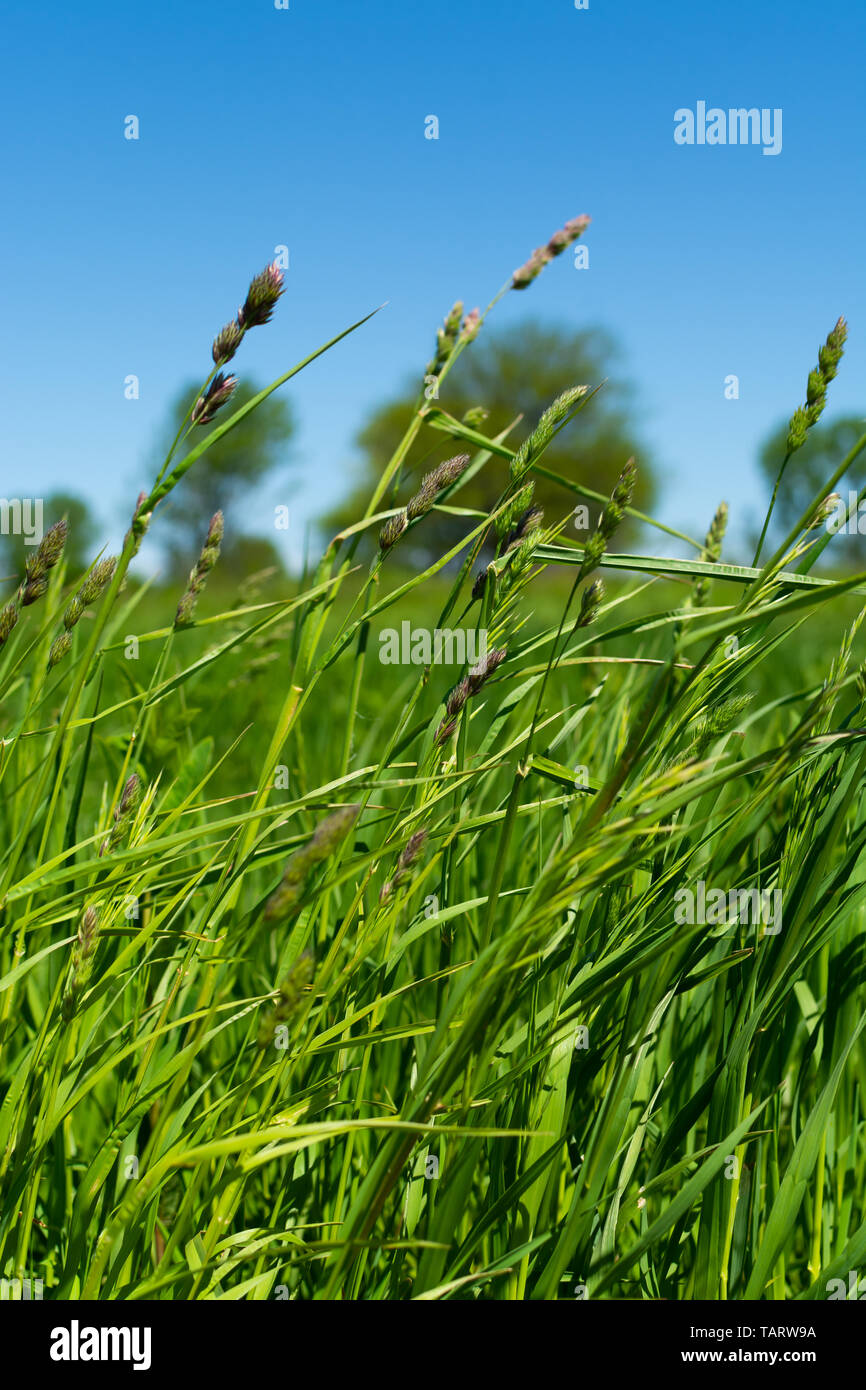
175;512;224;627
212;318;244;366
192;373;238;426
263;805;360;924
100;773;142;856
22;519;67;605
379;828;428;904
257;952;315;1047
239;260;285;329
786;317;847;452
62;906;101;1021
512;214;591;289
436;647;507;744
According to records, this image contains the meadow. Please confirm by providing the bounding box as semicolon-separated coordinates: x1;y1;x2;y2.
1;228;865;1301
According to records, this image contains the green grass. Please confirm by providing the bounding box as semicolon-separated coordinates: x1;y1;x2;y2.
1;247;866;1301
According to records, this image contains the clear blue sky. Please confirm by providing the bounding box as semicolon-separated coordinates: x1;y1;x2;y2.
1;0;863;569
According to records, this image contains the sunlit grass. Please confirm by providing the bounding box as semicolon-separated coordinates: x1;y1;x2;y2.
1;238;865;1301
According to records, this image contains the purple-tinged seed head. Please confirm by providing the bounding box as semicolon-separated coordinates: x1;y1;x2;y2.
239;261;285;329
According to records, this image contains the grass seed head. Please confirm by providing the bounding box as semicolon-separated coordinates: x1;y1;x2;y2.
691;501;729;605
263;804;360;924
48;632;72;668
101;773;142;854
22;519;67;604
379;510;408;552
126;492;153;556
818;317;847;383
118;773;142;816
786;317;848;450
427;301;464;378
461;308;481;342
175;512;224;627
702;501;729;561
577;578;605;628
192;373;238;426
239;261;285;329
0;601;19;648
510;387;588;483
471;567;489;602
380;827;429;903
600;457;636;538
468;645;506;690
496;483;535;541
406;454;470;521
445;675;472;719
583;461;636;581
786;406;810;453
505;505;544;552
82;556;118;603
437;647;506;742
212;318;245;366
512;214;591;289
77;904;100;957
64;558;118;630
435;716;458;745
578;459;636;580
257;951;315;1047
21;575;48;604
809;492;842;529
62;905;101;1020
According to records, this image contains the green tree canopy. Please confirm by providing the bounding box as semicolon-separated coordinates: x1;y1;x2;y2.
323;320;657;556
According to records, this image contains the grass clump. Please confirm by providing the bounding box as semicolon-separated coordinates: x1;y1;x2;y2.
1;233;865;1303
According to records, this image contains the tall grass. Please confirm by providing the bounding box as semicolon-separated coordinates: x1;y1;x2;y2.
2;229;866;1301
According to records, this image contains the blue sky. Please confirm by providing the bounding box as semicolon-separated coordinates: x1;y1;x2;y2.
1;0;863;570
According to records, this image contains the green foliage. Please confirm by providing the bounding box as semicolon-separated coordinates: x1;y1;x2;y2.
325;321;657;556
1;248;865;1305
151;379;295;578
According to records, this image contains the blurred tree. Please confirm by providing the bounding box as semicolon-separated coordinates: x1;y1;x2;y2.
1;491;98;588
757;415;865;556
149;380;295;579
322;320;657;556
